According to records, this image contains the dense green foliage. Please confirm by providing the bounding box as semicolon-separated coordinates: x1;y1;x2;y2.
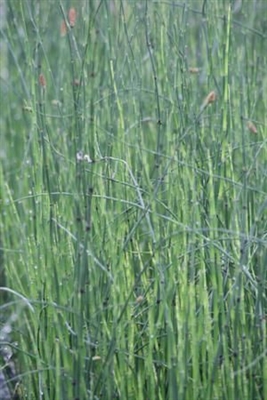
1;0;266;399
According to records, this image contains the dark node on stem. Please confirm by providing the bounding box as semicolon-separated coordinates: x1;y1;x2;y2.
218;354;224;364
